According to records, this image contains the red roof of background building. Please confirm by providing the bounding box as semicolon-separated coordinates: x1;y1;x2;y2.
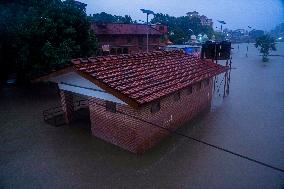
91;22;167;35
72;51;227;107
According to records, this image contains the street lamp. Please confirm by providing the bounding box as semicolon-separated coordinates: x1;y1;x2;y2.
247;26;254;43
217;20;226;32
140;9;155;53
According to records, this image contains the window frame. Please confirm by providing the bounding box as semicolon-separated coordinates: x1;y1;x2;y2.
186;86;193;94
173;91;181;101
106;101;116;113
195;82;201;91
151;101;161;113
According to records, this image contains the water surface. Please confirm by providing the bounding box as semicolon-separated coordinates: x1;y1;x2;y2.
0;43;283;189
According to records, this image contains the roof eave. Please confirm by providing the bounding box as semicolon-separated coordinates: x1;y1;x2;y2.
31;66;74;83
75;70;141;109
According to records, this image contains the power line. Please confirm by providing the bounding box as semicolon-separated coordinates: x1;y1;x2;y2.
90;101;284;173
45;95;284;173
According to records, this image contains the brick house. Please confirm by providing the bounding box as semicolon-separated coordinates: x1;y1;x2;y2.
91;22;168;55
37;50;227;154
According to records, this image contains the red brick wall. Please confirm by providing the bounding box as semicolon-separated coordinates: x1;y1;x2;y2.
60;90;74;124
88;78;213;154
97;35;165;54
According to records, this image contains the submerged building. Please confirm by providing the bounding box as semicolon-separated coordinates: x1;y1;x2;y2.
37;50;227;153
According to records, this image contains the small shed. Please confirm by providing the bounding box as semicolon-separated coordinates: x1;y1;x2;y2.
37;50;227;153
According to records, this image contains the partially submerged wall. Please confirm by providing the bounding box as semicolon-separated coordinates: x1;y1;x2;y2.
88;78;213;154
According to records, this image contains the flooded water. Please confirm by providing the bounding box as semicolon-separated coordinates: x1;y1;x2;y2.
0;43;284;188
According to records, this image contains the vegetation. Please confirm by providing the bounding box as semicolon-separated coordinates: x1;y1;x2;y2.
90;12;135;24
0;0;98;83
151;13;214;44
254;34;276;62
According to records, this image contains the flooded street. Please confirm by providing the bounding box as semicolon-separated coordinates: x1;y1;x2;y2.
0;43;284;188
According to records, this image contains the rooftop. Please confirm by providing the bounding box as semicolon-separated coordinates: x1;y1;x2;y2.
72;51;227;107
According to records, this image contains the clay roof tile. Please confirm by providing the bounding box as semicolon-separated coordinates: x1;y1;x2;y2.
72;51;228;106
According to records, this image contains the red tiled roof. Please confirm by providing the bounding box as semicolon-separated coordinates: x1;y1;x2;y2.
72;51;228;107
91;23;166;35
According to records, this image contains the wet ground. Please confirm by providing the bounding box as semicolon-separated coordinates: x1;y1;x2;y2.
0;43;284;189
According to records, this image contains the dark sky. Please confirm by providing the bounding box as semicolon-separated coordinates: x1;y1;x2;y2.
81;0;284;31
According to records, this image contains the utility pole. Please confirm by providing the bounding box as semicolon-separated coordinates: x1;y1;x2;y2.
141;9;154;53
147;14;149;52
217;20;226;33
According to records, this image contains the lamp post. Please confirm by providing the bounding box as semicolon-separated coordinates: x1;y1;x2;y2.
248;26;254;43
246;26;254;57
217;20;226;32
140;9;155;53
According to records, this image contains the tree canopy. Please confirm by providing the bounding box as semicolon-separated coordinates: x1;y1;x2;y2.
151;13;214;44
255;34;276;62
90;12;135;24
0;0;98;83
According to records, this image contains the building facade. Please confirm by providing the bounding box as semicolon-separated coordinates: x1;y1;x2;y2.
91;23;168;55
200;15;213;27
187;11;213;27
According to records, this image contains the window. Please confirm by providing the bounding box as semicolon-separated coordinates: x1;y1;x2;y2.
151;101;161;113
110;48;116;55
117;48;122;54
187;86;193;94
138;37;143;45
106;101;116;113
203;79;210;87
123;48;128;54
173;91;180;101
152;37;158;43
127;38;132;44
195;82;201;91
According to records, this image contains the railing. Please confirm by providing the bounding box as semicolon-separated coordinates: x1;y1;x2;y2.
43;99;88;127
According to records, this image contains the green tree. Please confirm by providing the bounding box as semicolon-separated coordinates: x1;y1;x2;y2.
90;12;134;24
151;13;214;44
0;0;98;83
255;34;276;62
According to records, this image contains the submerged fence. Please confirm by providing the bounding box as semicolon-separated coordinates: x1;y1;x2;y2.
43;99;88;127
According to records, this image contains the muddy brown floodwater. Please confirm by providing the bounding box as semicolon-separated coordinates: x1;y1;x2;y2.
0;43;284;189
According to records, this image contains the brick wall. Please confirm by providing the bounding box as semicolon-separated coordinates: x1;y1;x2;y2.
88;78;213;154
97;35;164;54
60;90;74;124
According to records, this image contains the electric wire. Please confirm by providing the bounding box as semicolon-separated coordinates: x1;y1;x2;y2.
88;100;284;174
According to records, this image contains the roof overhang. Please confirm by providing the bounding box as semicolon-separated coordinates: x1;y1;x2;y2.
31;66;74;83
75;70;140;108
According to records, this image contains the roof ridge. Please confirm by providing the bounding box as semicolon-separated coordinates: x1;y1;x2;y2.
71;50;185;65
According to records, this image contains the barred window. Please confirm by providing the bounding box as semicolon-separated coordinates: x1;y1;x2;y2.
151;101;161;113
173;91;180;101
195;82;201;91
203;79;210;87
187;86;192;94
106;101;116;113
